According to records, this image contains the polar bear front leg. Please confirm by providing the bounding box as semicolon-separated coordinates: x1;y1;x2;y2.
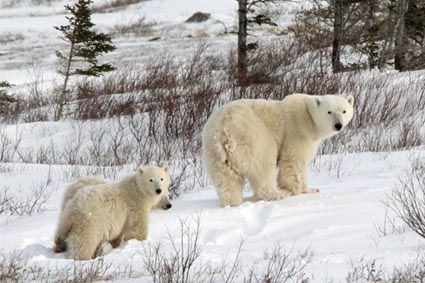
124;216;149;242
249;166;292;202
278;156;317;195
94;241;114;257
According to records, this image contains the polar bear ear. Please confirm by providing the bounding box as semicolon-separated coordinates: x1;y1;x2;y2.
137;166;144;174
315;97;321;107
347;95;354;106
162;165;170;173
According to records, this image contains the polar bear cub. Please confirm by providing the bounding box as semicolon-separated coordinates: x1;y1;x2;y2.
53;166;171;260
202;93;354;207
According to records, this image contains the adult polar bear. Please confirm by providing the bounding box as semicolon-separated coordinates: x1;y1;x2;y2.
202;93;354;207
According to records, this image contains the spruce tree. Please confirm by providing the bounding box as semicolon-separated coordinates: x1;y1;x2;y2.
237;0;279;86
0;81;14;114
0;81;12;97
55;0;116;119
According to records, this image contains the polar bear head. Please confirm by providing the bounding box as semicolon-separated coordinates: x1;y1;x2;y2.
310;95;354;139
136;165;172;210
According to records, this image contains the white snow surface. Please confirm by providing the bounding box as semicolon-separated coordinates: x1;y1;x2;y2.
1;149;424;281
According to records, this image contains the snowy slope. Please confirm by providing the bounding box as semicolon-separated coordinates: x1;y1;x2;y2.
1;149;424;281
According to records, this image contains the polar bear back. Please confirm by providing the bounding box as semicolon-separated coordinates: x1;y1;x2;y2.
69;184;129;241
202;96;320;163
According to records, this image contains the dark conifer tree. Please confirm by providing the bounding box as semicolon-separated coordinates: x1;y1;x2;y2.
237;0;279;86
55;0;116;119
0;81;12;97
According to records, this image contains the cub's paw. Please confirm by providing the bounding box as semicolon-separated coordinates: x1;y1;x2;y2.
304;187;320;194
276;189;293;199
94;241;113;258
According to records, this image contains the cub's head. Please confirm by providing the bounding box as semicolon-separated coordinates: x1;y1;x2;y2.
311;95;354;139
135;165;172;210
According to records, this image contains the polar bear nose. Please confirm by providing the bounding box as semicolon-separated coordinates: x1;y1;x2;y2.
334;123;342;131
166;203;172;209
156;189;162;194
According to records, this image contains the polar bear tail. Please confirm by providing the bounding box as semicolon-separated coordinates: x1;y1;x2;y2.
205;128;241;175
53;204;74;253
203;128;245;207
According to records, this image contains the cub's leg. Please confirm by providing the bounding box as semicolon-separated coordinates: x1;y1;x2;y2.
94;242;114;257
53;205;74;253
67;223;101;260
121;213;150;242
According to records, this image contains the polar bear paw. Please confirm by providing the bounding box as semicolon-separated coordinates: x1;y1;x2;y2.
252;189;292;202
303;187;320;194
94;241;113;258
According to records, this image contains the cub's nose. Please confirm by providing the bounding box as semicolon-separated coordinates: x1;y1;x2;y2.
156;189;162;194
166;203;172;209
335;123;342;131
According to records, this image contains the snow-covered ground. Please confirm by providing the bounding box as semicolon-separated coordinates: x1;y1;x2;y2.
1;0;424;281
1;149;424;281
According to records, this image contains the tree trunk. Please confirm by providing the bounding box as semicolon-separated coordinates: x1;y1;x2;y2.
238;0;248;85
56;40;75;120
366;0;378;69
394;0;408;71
332;0;344;73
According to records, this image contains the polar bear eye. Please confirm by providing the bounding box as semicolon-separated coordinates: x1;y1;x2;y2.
327;111;331;114
149;179;153;182
161;178;164;181
343;110;346;114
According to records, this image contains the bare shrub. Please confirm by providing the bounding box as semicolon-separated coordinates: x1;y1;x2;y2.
374;203;409;237
0;127;22;163
226;39;343;100
0;250;117;282
389;155;425;239
310;152;358;179
109;17;154;37
142;215;210;283
246;245;312;283
0;173;54;216
2;38;424;199
0;71;53;124
92;0;148;13
346;252;425;282
73;90;137;120
316;74;425;154
0;32;24;44
143;214;312;282
0;250;24;282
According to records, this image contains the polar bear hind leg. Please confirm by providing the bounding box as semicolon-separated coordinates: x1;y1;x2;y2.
67;224;101;260
209;161;244;207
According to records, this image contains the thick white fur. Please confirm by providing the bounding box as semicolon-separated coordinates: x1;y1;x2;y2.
53;166;171;260
202;93;354;207
59;176;172;213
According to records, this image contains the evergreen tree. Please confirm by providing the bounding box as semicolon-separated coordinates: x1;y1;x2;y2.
0;81;14;114
404;0;425;69
237;0;279;86
0;81;12;97
55;0;116;119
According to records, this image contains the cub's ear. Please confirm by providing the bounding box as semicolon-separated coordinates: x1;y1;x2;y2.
315;97;321;107
347;95;354;106
162;165;170;173
137;166;144;174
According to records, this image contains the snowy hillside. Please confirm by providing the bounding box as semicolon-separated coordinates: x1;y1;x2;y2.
1;0;425;282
